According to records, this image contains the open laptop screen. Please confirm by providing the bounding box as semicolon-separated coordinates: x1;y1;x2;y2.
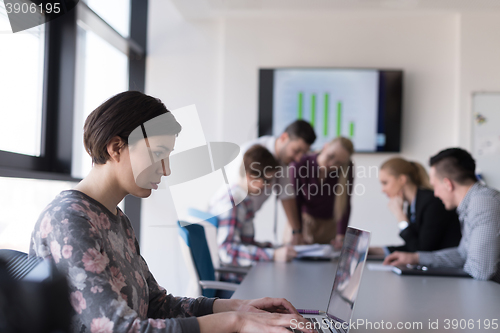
326;227;371;323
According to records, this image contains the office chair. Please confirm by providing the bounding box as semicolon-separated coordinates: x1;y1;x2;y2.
0;249;43;280
187;207;218;227
186;208;251;280
0;249;71;333
177;221;249;298
187;208;220;275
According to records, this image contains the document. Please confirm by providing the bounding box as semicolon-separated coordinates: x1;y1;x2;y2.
294;244;340;259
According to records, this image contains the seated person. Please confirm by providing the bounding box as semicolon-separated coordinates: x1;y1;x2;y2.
370;157;461;256
290;137;354;248
29;91;313;333
384;148;500;283
209;145;297;282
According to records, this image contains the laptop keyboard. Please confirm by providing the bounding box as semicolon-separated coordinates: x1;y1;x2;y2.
287;317;347;333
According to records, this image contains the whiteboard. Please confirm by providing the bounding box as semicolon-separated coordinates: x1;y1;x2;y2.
472;93;500;191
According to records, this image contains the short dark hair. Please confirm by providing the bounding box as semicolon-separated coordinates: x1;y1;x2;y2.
242;145;279;178
84;91;182;165
284;120;316;145
429;148;477;184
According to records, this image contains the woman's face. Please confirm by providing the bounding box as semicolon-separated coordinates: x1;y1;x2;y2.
125;134;176;198
317;141;350;170
379;168;405;198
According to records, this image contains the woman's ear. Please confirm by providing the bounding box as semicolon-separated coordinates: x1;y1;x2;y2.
107;136;126;163
398;174;408;186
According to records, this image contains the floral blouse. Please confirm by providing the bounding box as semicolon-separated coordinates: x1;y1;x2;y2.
29;190;215;333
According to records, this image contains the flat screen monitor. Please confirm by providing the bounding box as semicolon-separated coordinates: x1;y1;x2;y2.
258;68;403;152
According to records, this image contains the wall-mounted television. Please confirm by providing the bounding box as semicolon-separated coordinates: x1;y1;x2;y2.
258;68;403;152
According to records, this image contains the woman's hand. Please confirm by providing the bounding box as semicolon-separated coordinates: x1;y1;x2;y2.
239;297;300;314
234;312;316;333
387;190;407;222
198;312;317;333
214;297;300;315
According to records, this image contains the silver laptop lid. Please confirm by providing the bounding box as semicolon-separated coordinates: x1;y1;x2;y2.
326;227;371;324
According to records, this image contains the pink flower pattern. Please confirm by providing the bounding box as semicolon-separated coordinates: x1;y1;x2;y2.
110;266;127;295
70;291;87;314
50;240;61;263
149;319;166;329
82;248;109;274
90;316;114;333
40;213;53;238
62;244;73;259
135;271;144;289
91;285;103;293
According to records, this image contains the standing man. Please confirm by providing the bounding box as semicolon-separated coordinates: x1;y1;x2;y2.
384;148;500;282
237;120;317;245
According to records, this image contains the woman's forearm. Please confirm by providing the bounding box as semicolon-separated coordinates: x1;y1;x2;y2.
213;299;243;313
198;312;238;333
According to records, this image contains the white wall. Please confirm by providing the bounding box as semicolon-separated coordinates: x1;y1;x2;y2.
220;13;460;246
144;0;500;296
459;13;500;150
142;0;224;295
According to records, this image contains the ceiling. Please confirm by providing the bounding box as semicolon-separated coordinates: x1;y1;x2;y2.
171;0;500;18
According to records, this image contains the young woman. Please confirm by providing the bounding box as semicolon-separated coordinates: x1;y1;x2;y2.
29;91;313;333
370;157;461;256
289;137;354;248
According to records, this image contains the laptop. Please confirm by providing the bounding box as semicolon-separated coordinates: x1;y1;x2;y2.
290;227;371;333
392;264;472;278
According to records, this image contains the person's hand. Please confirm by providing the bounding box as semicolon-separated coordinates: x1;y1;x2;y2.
237;297;301;314
262;241;273;248
330;234;344;250
233;312;316;333
383;251;419;266
387;190;406;222
291;233;304;245
368;247;386;256
274;245;297;262
214;297;300;315
198;312;317;333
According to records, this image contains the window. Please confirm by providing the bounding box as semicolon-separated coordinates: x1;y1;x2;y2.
72;20;129;178
0;0;147;249
84;0;131;38
0;177;77;253
0;1;45;157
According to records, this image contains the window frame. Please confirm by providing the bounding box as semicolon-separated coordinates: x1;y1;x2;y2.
0;0;148;239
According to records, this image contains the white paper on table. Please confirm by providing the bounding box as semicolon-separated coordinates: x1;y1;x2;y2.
367;263;394;271
294;244;340;258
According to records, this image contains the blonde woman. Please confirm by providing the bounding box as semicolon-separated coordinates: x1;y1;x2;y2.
289;137;354;248
370;157;461;256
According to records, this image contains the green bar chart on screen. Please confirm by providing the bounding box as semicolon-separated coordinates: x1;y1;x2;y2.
323;93;329;137
336;101;342;137
273;69;380;152
293;92;354;140
298;92;303;119
310;94;316;128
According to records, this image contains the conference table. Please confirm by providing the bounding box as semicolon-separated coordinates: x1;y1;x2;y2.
231;260;500;332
